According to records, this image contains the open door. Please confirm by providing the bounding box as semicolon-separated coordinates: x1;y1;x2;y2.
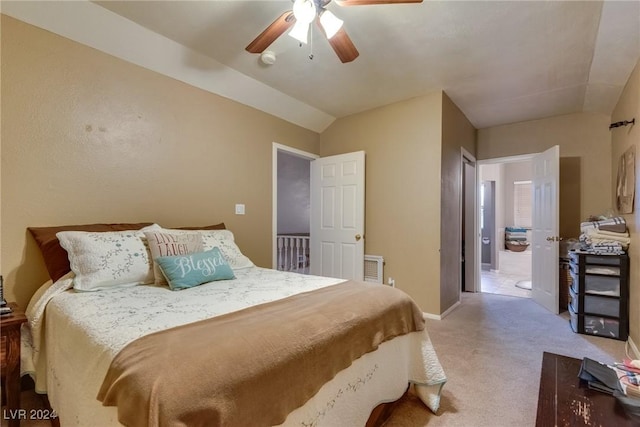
531;145;560;313
310;151;365;280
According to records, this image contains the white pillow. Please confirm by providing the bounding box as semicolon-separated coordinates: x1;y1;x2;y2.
200;230;254;270
57;224;161;291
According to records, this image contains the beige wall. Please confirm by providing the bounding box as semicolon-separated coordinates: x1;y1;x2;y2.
611;58;639;348
440;93;477;311
477;112;613;237
319;93;444;314
1;16;320;308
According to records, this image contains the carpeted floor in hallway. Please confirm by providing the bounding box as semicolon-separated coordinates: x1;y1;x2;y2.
382;292;625;426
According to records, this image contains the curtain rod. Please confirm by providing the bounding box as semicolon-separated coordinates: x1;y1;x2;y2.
609;118;635;130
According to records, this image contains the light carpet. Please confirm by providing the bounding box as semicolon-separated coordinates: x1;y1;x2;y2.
382;292;625;426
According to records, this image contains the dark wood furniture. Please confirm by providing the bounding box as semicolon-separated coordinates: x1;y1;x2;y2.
1;302;28;427
536;352;634;426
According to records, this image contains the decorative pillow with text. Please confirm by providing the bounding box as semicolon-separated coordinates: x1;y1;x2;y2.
144;231;204;286
155;247;236;291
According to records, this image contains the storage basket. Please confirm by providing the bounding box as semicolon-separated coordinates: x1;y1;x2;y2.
506;242;529;252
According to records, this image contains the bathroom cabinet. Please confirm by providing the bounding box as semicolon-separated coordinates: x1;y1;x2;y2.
568;251;629;341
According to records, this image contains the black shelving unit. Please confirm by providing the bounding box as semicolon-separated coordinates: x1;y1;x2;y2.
568;251;629;341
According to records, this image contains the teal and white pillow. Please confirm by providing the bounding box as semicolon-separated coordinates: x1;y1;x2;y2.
144;231;204;286
155;247;236;291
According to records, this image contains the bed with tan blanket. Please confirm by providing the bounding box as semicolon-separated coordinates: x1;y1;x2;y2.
21;224;446;426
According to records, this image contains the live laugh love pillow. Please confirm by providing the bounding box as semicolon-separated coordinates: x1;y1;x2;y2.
155;247;235;291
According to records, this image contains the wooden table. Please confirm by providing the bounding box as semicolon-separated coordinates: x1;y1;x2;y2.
536;351;635;426
1;302;28;427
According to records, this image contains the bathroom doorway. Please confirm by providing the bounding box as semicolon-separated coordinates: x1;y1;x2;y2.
479;158;533;298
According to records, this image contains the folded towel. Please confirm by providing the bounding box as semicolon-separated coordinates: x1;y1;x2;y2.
506;227;528;232
585;229;631;246
593;229;630;238
580;217;627;234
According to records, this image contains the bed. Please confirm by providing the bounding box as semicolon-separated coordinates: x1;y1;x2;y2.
21;223;447;426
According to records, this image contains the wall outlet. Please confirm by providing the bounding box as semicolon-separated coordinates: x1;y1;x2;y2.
388;277;395;287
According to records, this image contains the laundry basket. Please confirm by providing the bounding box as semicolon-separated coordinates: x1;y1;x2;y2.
506;242;529;252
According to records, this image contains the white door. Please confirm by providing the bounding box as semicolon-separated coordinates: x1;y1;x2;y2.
310;151;365;280
531;145;560;313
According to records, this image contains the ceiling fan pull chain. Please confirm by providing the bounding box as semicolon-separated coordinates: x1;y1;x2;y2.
309;24;314;60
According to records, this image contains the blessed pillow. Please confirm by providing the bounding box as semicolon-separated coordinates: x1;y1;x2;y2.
200;230;254;270
155;247;236;291
28;222;154;282
144;231;204;286
57;224;161;291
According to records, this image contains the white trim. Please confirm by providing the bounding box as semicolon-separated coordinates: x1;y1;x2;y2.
628;337;640;360
460;147;478;297
272;143;318;269
477;153;535;165
2;0;335;133
423;300;461;320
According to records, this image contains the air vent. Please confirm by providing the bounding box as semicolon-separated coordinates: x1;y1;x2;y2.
364;255;384;284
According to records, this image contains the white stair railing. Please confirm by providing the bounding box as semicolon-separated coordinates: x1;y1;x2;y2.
277;235;310;273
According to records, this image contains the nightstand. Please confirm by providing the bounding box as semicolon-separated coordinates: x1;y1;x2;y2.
1;302;28;427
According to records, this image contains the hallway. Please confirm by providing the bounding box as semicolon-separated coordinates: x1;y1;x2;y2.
481;249;532;298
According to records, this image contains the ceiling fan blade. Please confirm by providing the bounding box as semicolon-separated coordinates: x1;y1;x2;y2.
335;0;423;5
326;27;359;63
245;11;295;53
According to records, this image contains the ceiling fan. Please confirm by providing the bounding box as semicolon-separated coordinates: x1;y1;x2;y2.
245;0;423;63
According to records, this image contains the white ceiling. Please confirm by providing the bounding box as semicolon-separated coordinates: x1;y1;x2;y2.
6;1;640;131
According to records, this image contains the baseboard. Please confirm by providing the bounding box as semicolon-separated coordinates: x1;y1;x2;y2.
627;336;640;359
423;300;461;320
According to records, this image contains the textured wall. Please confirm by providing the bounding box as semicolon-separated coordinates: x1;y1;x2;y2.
440;93;477;312
1;16;320;307
477;112;613;234
320;93;444;315
610;59;639;351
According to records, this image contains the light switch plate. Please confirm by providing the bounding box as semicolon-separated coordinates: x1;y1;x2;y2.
235;204;245;215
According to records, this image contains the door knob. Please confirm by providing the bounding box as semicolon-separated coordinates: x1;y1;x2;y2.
546;236;562;242
355;234;362;241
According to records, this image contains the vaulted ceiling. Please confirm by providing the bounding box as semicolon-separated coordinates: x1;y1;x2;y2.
5;1;640;132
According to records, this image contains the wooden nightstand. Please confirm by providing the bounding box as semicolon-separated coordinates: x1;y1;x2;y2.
1;302;28;427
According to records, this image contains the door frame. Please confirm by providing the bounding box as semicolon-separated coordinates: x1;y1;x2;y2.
272;143;319;269
460;148;478;293
476;153;536;293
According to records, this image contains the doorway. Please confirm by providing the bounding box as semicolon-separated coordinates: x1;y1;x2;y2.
272;144;367;281
272;143;317;273
478;158;533;298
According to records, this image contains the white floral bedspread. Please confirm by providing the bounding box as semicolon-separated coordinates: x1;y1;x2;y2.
21;267;446;426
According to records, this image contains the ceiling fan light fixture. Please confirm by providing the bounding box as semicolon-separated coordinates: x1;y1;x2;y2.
289;20;310;44
320;10;343;39
292;0;316;24
320;10;344;39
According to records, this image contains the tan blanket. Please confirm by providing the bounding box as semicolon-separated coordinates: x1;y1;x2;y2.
97;281;425;427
